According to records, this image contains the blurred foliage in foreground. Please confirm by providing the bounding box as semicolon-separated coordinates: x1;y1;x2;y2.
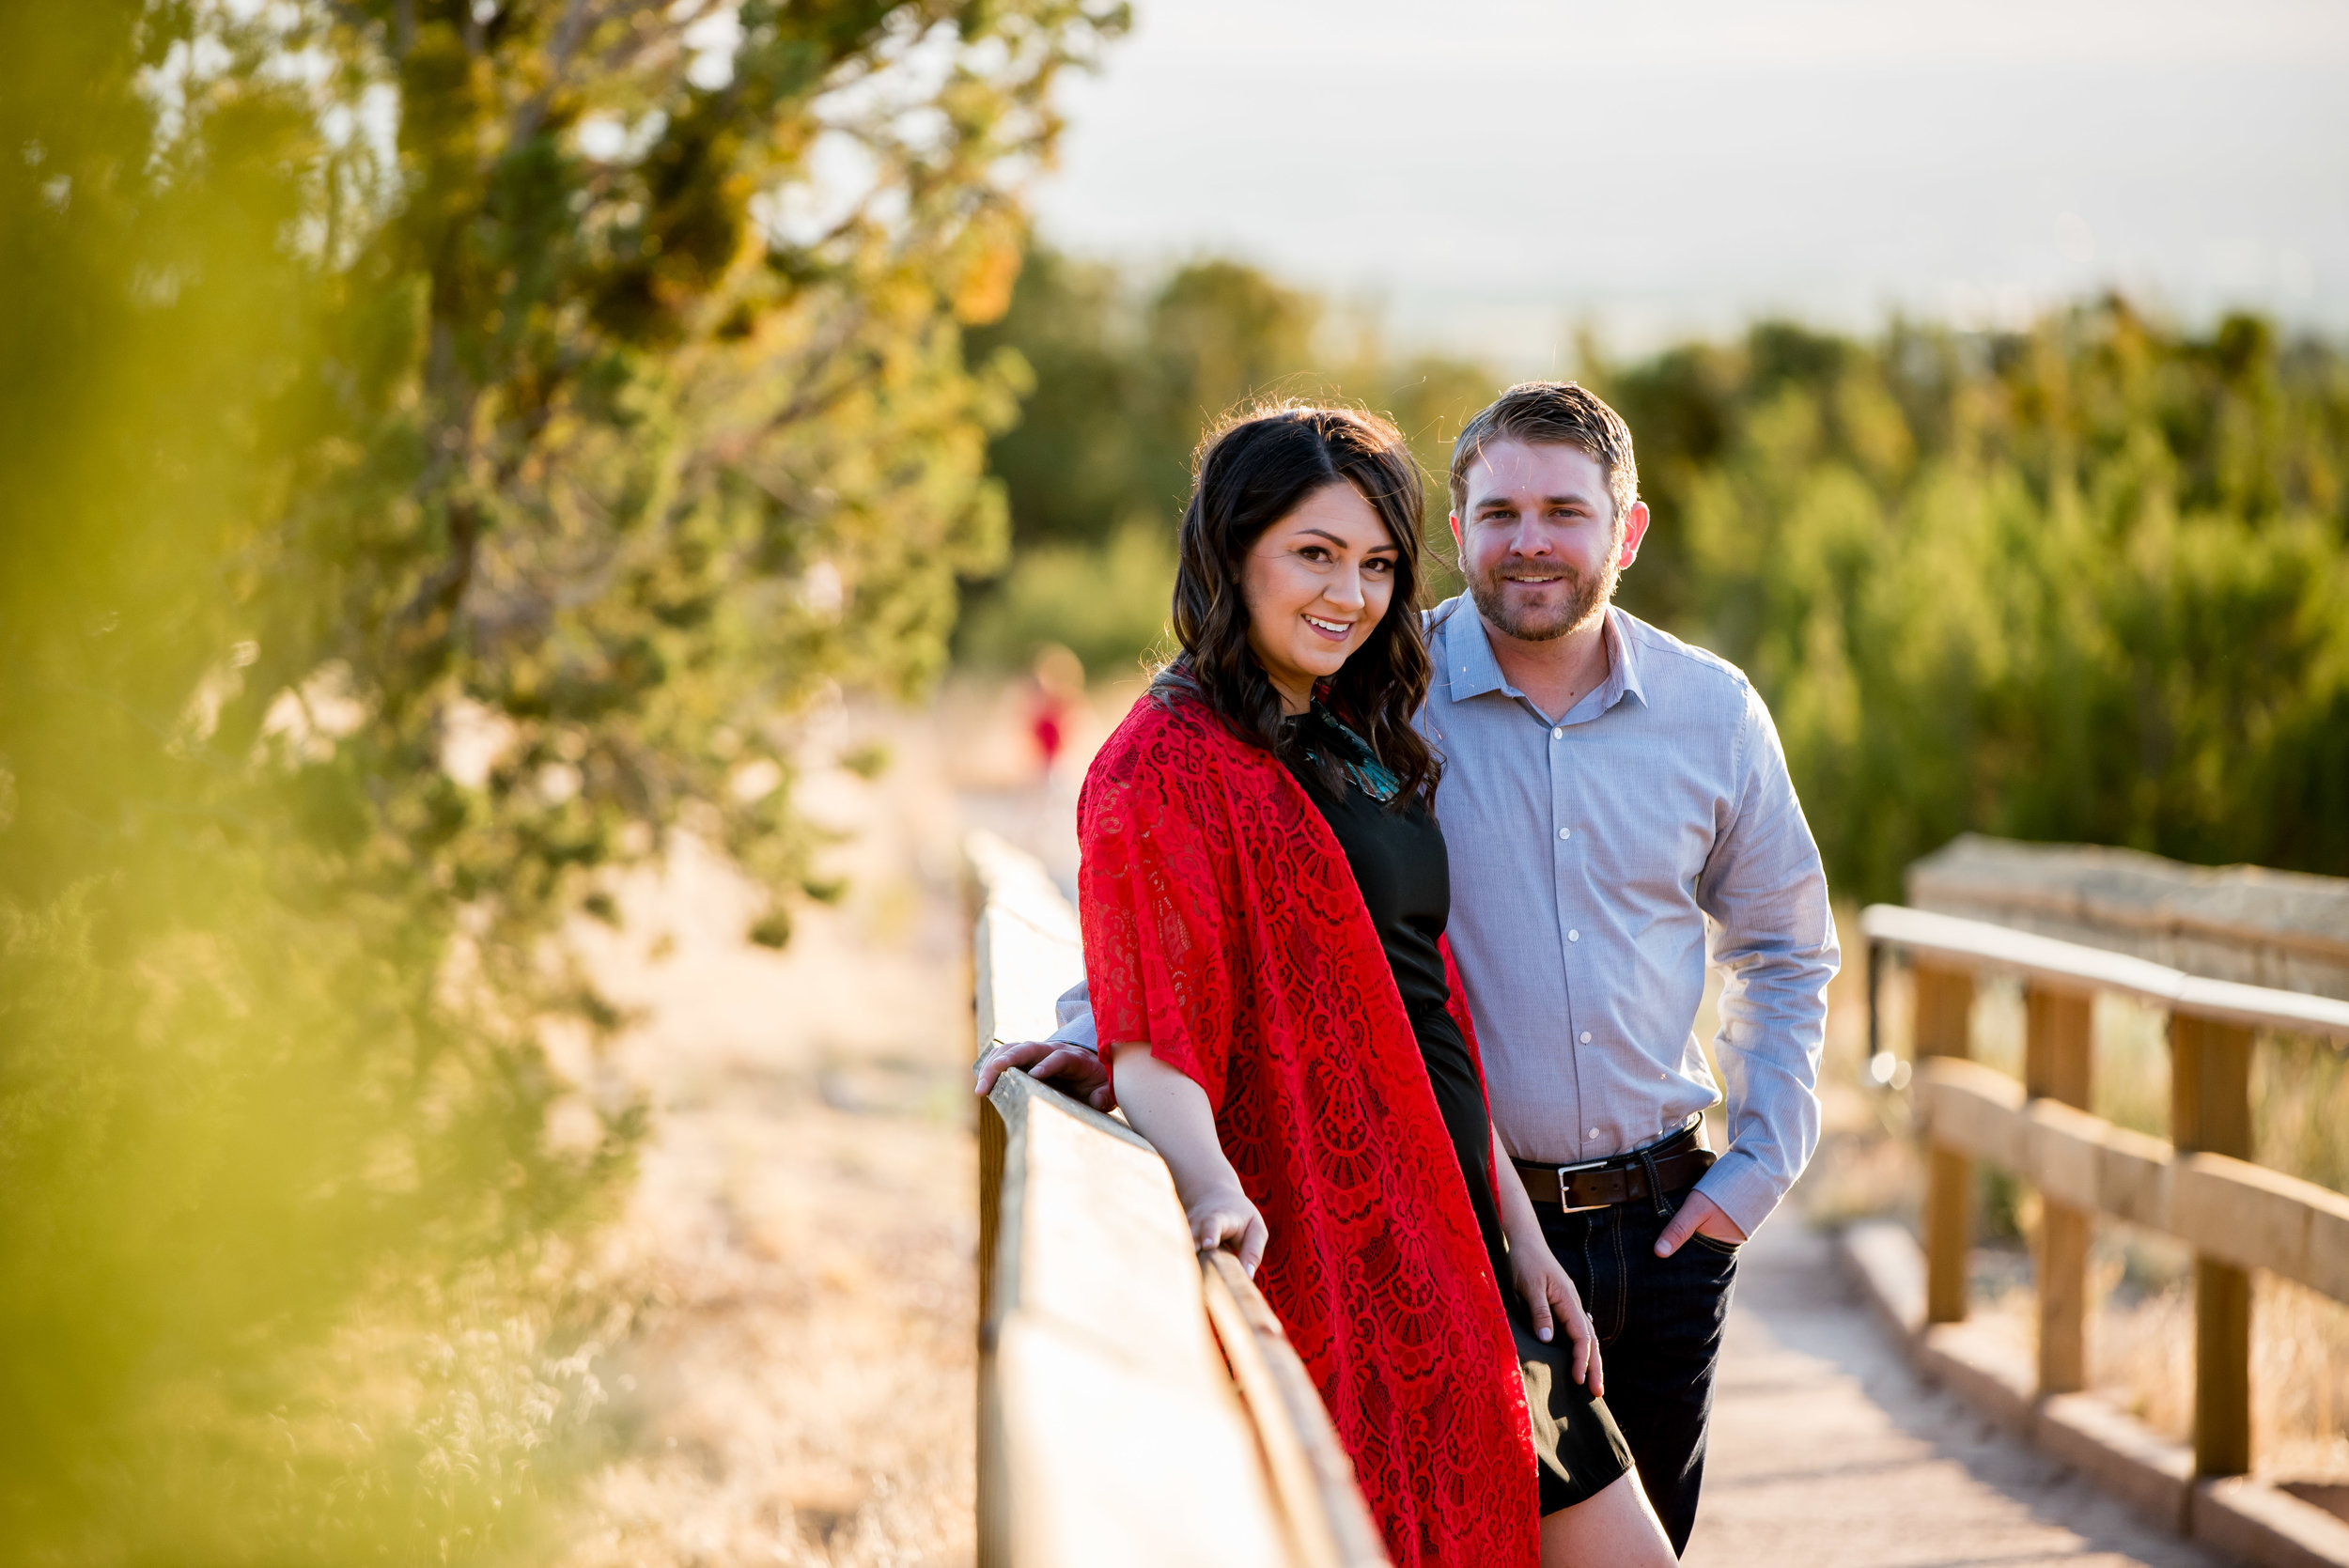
965;252;2349;895
0;0;1116;1561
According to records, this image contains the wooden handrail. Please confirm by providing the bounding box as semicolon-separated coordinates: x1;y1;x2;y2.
1916;1057;2349;1304
1863;903;2349;1044
1869;889;2349;1482
971;833;1391;1567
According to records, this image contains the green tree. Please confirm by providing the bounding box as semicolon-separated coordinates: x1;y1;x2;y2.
0;0;1120;1560
1596;302;2349;898
960;248;1493;672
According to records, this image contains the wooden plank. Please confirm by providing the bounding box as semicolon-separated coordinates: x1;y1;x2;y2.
1914;962;1976;1059
1861;904;2349;1044
1918;1056;2349;1307
1914;962;1975;1325
995;1314;1292;1568
2173;1013;2255;1479
2171;1155;2321;1292
2095;1124;2176;1232
969;828;1084;1063
980;1067;1296;1567
2026;986;2094;1397
1924;1147;1974;1327
1201;1250;1392;1568
2172;1015;2254;1157
2037;1203;2093;1397
2194;1260;2252;1479
2023;1097;2108;1212
988;1072;1219;1374
1904;832;2349;1002
1920;1057;2029;1167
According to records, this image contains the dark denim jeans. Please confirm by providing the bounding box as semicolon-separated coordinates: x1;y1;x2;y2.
1534;1193;1741;1554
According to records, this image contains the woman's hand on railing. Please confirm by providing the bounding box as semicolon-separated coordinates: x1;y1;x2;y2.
1184;1186;1269;1278
1108;1043;1268;1277
975;1039;1115;1111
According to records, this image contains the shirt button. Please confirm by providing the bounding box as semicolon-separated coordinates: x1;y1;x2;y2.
1568;929;1580;941
1579;1031;1593;1043
1551;727;1563;739
1557;827;1571;840
1587;1127;1600;1140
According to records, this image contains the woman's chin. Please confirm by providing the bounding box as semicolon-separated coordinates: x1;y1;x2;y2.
1298;648;1352;680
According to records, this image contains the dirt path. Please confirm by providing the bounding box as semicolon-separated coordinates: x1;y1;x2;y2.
1687;1219;2222;1568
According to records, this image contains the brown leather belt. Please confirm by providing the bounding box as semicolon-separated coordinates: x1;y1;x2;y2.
1512;1124;1715;1214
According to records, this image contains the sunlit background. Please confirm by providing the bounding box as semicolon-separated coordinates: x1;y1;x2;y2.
1;3;2345;1565
1034;0;2349;359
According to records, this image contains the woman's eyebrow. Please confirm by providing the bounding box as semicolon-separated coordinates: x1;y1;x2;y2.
1292;527;1398;553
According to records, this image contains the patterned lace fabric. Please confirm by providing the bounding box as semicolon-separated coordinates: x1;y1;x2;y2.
1080;693;1538;1568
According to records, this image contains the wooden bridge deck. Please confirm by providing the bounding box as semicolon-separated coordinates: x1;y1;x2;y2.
1688;1219;2220;1568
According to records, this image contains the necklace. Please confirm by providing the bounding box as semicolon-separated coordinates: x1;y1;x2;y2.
1298;702;1401;803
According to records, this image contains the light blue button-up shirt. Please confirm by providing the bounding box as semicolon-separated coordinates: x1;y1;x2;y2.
1044;598;1839;1234
1422;598;1837;1234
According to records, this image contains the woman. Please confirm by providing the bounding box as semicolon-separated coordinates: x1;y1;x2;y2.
1079;404;1672;1566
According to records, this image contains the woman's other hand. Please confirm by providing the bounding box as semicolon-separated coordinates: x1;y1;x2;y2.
1185;1184;1268;1277
1488;1120;1604;1394
1509;1234;1603;1396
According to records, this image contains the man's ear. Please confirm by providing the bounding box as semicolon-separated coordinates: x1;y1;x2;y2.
1447;512;1465;558
1616;500;1652;568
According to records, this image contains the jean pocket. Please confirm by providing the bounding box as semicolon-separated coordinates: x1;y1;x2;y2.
1688;1231;1744;1259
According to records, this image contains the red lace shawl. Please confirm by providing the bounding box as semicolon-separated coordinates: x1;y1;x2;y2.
1079;692;1537;1568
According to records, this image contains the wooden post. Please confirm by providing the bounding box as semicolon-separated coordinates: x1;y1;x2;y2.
2025;985;2094;1395
979;1094;1007;1331
2173;1013;2255;1478
1914;962;1976;1325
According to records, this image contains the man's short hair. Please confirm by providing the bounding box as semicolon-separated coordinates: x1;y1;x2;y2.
1449;381;1638;524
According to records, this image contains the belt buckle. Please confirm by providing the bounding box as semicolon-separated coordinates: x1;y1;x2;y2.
1550;1156;1615;1215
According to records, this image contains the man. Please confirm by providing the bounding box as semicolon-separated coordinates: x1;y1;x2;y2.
975;382;1838;1553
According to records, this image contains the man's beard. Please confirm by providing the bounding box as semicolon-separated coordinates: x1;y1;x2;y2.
1465;543;1621;643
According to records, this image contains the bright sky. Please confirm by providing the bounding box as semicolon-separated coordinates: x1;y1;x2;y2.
1031;0;2349;365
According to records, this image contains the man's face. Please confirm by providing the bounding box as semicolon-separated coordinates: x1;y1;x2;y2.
1448;439;1649;643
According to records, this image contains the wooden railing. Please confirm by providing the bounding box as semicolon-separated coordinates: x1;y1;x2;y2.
1865;903;2349;1478
969;831;1390;1568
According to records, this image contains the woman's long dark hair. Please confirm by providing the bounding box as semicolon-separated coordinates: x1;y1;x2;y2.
1153;401;1441;808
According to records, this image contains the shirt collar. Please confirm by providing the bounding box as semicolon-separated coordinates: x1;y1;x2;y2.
1435;599;1647;717
1435;598;1512;703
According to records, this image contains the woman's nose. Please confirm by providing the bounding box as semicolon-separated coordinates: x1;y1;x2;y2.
1324;568;1367;611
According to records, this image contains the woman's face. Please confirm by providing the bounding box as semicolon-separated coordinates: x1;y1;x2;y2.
1239;481;1400;715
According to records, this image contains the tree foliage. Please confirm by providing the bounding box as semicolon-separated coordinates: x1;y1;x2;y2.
966;260;2348;892
0;0;1119;1559
1596;303;2349;897
958;245;1490;672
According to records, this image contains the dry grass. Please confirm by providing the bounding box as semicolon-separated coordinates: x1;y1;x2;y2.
547;696;993;1567
535;679;1136;1567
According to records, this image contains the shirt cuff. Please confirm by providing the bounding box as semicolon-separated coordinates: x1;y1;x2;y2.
1691;1148;1783;1239
1050;994;1097;1052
